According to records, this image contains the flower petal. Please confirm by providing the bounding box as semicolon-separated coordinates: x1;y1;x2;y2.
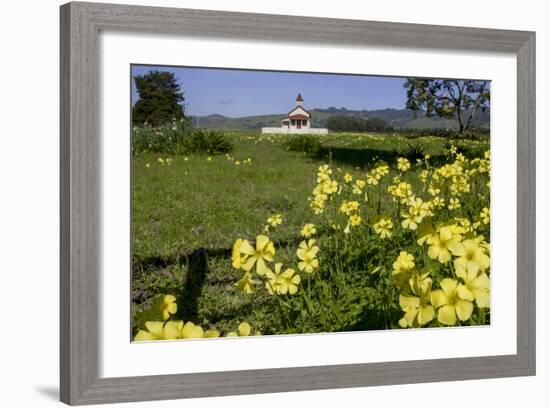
144;321;164;338
238;322;251;336
455;299;474;321
399;295;420;310
255;235;270;251
417;306;435;325
256;258;271;276
473;288;491;309
239;240;256;256
134;330;156;341
438;249;451;263
440;278;458;297
438;305;457;326
430;289;448;309
457;283;475;302
164;321;183;339
164;295;176;304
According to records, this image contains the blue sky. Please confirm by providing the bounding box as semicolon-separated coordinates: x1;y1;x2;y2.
131;65;409;117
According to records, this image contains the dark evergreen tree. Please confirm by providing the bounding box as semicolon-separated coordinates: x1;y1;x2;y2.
132;70;185;126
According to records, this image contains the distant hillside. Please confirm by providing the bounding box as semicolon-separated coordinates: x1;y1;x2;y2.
189;107;490;131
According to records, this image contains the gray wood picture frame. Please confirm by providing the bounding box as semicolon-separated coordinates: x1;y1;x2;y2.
60;1;536;405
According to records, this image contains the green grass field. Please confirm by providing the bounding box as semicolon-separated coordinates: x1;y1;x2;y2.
131;131;491;338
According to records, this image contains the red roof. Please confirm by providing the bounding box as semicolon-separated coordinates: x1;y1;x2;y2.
296;93;304;101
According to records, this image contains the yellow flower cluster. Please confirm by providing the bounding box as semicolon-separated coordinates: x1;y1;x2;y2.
396;222;491;326
387;180;414;203
309;165;339;214
232;231;321;296
133;294;259;341
225;153;253;166
297;239;320;273
373;215;393;239
222;144;490;332
366;162;390;185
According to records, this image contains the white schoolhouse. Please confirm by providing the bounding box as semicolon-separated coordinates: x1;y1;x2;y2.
262;94;328;134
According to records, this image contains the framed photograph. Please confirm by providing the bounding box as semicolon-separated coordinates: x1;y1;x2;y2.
60;2;536;405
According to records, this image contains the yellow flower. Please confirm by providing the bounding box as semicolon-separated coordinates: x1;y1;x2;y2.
181;321;205;339
161;294;177;320
267;213;283;227
231;238;248;269
451;238;490;272
429;196;445;210
366;173;379;185
480;207;490;224
388;181;413;203
456;262;490;308
300;223;317;238
431;278;474;325
317;164;333;182
238;322;251;336
373;216;393;239
349;214;362;226
226;322;254;337
397;157;411;172
344;173;353;183
204;329;221;338
234;272;258;294
401;198;429;230
427;225;462;263
339;200;360;216
398;273;434;328
134;321;184;341
207;156;212;161
266;263;301;295
448;197;461;210
320;179;338;194
297;239;320;273
145;163;150;168
392;251;415;275
239;235;275;276
352;179;366;194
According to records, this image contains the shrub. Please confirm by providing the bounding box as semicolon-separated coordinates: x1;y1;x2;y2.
132;122;233;155
132;118;191;155
400;142;426;162
283;135;322;155
180;129;233;155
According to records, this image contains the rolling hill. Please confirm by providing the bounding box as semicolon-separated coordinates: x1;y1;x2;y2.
189;107;490;131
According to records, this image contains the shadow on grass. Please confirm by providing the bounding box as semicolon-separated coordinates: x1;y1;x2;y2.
177;248;209;322
346;307;402;332
133;237;305;322
315;146;396;167
133;236;303;271
314;145;449;168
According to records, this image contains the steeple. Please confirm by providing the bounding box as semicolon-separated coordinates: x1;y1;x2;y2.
296;93;304;107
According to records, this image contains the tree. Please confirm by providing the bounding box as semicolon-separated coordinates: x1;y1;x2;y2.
404;79;490;134
326;115;393;132
132;70;185;127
